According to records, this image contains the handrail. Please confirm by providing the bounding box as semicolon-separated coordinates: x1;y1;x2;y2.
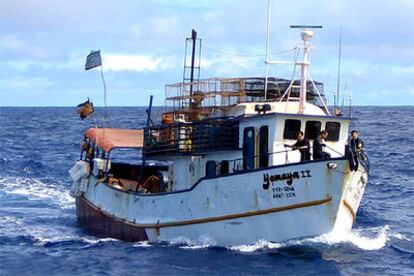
144;118;239;155
214;144;347;176
324;144;345;157
216;148;296;173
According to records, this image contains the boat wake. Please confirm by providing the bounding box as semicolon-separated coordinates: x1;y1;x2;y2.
0;176;74;209
229;225;411;252
0;215;118;247
127;225;408;252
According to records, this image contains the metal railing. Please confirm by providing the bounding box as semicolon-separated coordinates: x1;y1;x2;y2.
221;148;295;174
144;118;239;155
211;144;349;177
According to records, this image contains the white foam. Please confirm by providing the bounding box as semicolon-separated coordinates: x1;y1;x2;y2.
304;225;390;251
0;176;74;209
0;217;118;246
132;241;152;248
389;232;412;242
229;225;394;252
168;235;217;249
33;236;119;247
229;240;282;252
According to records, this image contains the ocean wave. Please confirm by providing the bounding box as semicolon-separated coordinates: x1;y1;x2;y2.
304;225;390;251
229;239;283;252
168;235;217;249
0;215;118;247
132;241;152;248
229;225;403;252
0;176;74;209
34;236;120;247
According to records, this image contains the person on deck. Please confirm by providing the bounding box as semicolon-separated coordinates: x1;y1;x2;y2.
291;131;311;161
313;130;331;160
347;130;364;170
349;130;364;153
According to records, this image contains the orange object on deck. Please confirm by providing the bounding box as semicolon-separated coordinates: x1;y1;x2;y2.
85;128;144;152
162;113;173;124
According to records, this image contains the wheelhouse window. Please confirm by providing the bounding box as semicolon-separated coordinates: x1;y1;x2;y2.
326;122;341;141
305;121;321;140
206;160;217;177
283;119;301;140
259;126;269;168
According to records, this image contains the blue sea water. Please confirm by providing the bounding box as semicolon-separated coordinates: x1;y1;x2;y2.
0;106;413;275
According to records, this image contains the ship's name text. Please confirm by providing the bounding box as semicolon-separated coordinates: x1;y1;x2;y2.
263;170;311;189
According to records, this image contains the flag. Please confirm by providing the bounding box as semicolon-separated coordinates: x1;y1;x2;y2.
85;50;102;70
77;98;95;120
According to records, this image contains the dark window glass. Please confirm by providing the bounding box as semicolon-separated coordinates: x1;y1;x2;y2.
243;127;255;170
283;120;301;139
259;126;269;168
305;121;321;140
205;160;216;177
326;122;341;141
219;160;229;175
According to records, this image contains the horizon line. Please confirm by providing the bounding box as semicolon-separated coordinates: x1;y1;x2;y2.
1;105;413;108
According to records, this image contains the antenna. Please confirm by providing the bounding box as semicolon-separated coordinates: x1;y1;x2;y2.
342;81;348;108
264;21;329;114
335;26;343;116
290;25;323;29
264;0;272;101
289;25;322;114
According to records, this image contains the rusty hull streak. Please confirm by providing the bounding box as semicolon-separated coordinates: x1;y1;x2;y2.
80;195;333;229
76;197;148;242
342;199;356;222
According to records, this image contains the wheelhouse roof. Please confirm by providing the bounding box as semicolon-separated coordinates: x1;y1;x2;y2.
85;128;143;152
239;111;355;121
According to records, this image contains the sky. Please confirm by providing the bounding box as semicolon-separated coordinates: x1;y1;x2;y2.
0;0;413;106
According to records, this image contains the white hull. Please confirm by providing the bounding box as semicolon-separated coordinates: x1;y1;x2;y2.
78;158;368;246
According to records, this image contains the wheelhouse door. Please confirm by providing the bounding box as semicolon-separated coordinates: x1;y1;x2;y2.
243;127;255;170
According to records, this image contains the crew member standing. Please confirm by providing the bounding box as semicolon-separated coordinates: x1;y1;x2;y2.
313;130;331;160
347;130;364;171
349;130;364;153
292;131;311;161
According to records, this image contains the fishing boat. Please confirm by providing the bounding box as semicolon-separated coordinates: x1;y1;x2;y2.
69;25;369;246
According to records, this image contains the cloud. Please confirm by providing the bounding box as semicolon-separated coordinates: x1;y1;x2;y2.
391;65;414;75
0;76;53;90
0;34;50;59
0;34;23;50
1;0;413;106
103;54;178;72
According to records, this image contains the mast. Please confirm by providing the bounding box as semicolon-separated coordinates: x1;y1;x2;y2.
139;95;153;182
335;26;343;115
189;29;197;100
182;29;201;111
299;30;312;114
290;25;322;114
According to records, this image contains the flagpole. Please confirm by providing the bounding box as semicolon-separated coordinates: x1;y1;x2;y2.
84;50;107;149
99;65;108;128
139;95;153;183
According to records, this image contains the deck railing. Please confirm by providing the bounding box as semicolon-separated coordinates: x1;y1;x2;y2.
144;118;239;155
